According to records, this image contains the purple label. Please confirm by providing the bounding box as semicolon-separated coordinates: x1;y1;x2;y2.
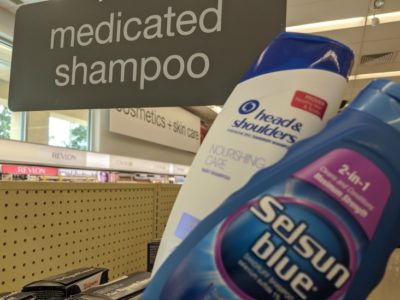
175;213;200;240
295;148;391;239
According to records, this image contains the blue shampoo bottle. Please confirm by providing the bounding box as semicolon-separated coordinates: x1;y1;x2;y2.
144;81;400;300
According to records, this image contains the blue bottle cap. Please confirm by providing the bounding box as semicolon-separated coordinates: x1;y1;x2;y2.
242;32;354;81
348;80;400;131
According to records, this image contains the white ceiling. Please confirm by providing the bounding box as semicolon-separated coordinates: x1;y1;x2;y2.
287;0;372;26
1;0;400;114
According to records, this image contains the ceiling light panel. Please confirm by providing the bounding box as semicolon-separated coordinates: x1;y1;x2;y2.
286;11;400;34
349;71;400;80
286;17;366;33
208;106;222;114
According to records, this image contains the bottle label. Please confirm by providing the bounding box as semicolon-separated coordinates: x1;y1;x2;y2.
291;91;328;119
294;148;391;239
160;148;391;300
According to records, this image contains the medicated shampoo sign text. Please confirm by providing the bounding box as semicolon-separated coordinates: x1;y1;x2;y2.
9;0;286;111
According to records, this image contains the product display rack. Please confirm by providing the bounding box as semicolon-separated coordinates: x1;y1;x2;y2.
0;182;180;292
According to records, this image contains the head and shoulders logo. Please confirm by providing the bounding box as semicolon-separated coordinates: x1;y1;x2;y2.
239;100;260;115
233;99;303;146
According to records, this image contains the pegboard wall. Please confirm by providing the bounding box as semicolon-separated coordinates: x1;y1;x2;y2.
368;249;400;300
153;184;181;239
0;182;179;292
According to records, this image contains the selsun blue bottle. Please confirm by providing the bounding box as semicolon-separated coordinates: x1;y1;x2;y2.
153;32;354;273
143;80;400;300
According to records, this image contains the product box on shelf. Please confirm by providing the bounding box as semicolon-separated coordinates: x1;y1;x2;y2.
147;240;161;273
22;268;109;300
0;292;36;300
73;272;150;300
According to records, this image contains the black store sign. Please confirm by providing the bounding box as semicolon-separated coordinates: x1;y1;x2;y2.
9;0;286;111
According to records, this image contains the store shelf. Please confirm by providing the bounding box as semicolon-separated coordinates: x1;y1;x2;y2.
0;139;190;176
0;182;180;292
154;184;181;240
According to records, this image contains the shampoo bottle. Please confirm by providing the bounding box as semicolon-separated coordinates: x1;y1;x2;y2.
153;32;354;272
144;80;400;300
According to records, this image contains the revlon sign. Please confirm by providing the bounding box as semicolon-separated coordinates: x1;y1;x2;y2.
1;164;59;176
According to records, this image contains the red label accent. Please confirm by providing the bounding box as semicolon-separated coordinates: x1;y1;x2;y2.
291;91;328;119
2;164;58;176
83;279;100;290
